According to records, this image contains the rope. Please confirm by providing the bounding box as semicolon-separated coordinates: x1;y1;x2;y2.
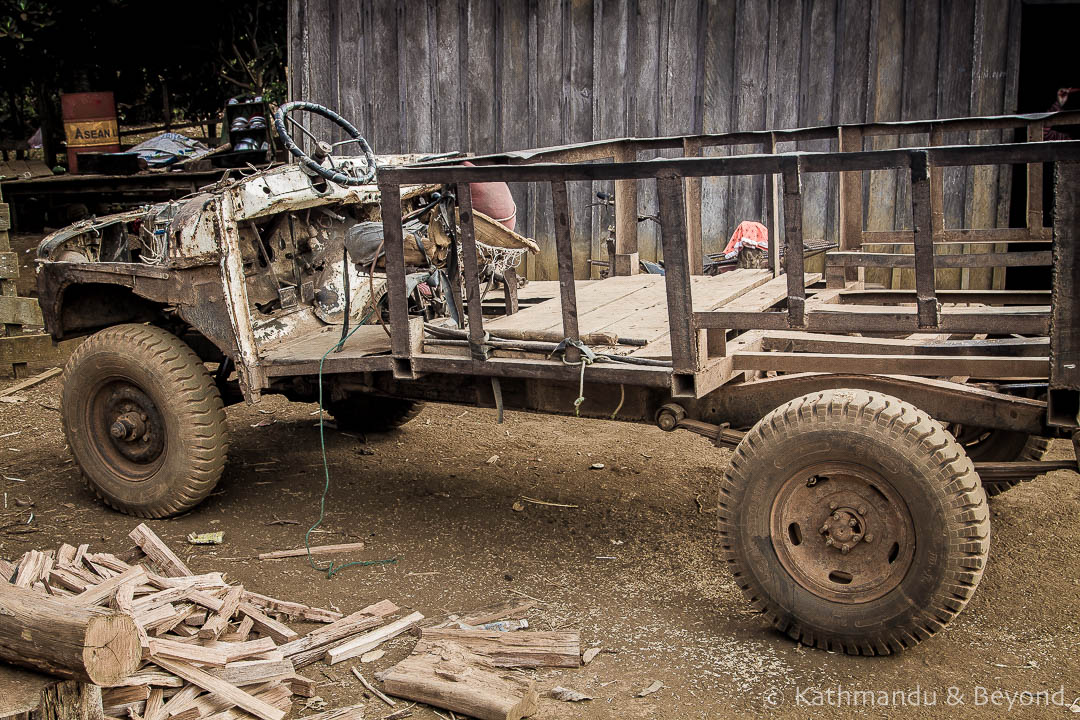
548;338;596;417
307;308;398;579
611;384;625;420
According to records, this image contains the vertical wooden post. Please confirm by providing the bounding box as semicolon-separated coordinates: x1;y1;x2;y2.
655;172;697;374
837;126;864;286
455;183;488;361
682;138;704;275
1027;122;1045;235
910;151;938;328
768;132;782;278
781;159;806;328
1050;162;1080;393
502;266;519;315
377;179;413;364
613;146;639;275
550;181;581;363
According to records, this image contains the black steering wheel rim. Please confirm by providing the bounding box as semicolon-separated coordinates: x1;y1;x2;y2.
274;101;377;186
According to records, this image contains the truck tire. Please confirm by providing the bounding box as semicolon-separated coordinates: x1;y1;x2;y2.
326;394;424;433
950;425;1053;496
61;324;229;518
717;389;989;655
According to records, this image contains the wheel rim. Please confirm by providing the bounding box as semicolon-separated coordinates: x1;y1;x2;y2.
770;462;915;604
85;378;167;481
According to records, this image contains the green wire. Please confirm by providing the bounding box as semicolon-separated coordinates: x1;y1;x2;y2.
306;308;398;578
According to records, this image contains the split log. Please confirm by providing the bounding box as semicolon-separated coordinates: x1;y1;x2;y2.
236;603;297;644
0;582;142;685
285;674;316;698
147;638;229;667
202;637;277;663
325;612;424;665
207;659;294;687
72;566;147;607
151;658;285;720
278;599;398;666
104;671;183;689
240;591;342;623
128;525;192;578
256;543;365;561
101;686;149;706
422;599;534;629
0;558;17;583
39;681;104;720
379;639;538;720
420;629;581;668
289;705;364;720
198;585;244;639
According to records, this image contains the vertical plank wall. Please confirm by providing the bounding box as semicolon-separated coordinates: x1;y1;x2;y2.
289;0;1022;280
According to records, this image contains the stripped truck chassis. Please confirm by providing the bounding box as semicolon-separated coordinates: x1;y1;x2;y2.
35;109;1080;654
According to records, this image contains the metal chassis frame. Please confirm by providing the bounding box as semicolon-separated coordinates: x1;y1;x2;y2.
255;111;1078;438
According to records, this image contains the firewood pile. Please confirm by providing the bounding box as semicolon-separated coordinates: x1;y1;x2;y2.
0;523;584;720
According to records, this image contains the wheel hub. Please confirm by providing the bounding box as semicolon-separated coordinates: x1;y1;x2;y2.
90;380;166;471
820;505;869;554
770;463;915;604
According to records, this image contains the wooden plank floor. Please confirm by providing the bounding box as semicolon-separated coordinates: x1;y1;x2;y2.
485;269;772;350
260;324;391;365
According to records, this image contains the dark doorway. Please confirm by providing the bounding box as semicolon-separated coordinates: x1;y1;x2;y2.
1007;1;1080;289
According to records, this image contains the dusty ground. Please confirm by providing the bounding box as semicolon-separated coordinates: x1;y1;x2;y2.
0;366;1078;719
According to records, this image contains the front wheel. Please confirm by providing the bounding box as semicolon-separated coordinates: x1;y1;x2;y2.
717;389;989;655
61;324;229;518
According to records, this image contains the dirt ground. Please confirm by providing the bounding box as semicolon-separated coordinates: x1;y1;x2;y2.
1;365;1078;719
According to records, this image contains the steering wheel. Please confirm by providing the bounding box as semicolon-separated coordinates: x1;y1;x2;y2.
273;101;377;186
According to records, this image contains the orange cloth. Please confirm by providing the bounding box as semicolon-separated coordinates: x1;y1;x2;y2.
722;221;769;259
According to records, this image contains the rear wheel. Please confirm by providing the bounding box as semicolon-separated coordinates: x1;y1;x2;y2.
326;394;424;433
718;389;989;654
950;425;1052;496
61;324;229;518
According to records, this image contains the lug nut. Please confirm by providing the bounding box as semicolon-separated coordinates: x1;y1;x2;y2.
142;433;150;442
110;422;127;439
841;544;850;554
864;534;874;543
832;512;841;521
848;519;857;527
858;506;866;515
825;537;833;546
829;502;838;510
821;523;830;533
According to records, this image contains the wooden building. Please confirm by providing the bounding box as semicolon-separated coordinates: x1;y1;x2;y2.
287;0;1048;281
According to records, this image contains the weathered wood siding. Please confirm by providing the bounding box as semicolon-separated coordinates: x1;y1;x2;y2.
288;0;1021;280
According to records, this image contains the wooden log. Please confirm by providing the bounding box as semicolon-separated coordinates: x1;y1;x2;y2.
378;639;538;720
235;603;297;644
39;681;104;720
128;526;192;578
325;612;424;665
150;658;285;720
145;574;225;592
0;582;142;685
256;543;365;560
278;599;398;664
420;629;581;668
142;688;163;720
239;591;341;623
